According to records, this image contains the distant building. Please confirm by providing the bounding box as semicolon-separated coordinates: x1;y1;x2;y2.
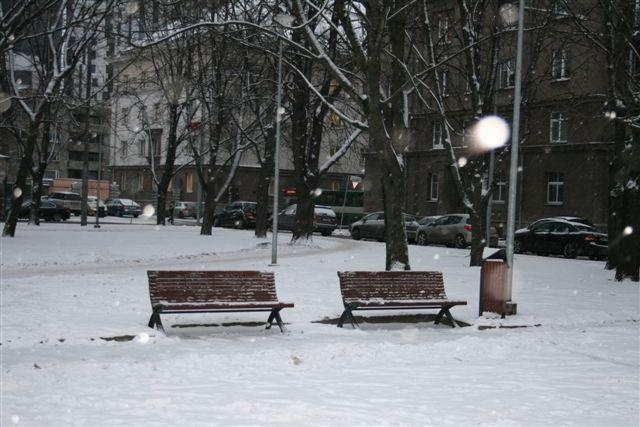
364;0;638;232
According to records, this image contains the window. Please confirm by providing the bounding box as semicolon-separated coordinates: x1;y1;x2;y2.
153;103;163;122
462;118;471;147
433;122;444;148
630;49;640;78
429;173;439;201
120;140;128;158
150;129;162;156
438;69;449;97
329;111;342;127
497;58;515;89
186;173;194;193
138;137;146;156
493;175;507;202
126;173;141;192
552;48;570;80
553;0;571;17
437;15;452;44
550;112;568;143
121;107;130;125
546;172;564;205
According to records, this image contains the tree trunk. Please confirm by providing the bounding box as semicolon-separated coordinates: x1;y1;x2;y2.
293;175;319;241
255;127;275;238
381;165;410;270
2;120;41;237
366;2;410;271
469;176;486;266
156;104;180;226
200;183;217;235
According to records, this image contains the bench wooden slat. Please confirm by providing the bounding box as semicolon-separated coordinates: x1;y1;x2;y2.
336;271;466;328
147;270;293;333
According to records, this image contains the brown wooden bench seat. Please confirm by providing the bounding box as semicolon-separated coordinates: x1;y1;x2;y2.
147;270;294;333
337;271;467;328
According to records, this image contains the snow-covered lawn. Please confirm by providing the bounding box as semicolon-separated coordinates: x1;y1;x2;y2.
1;222;638;426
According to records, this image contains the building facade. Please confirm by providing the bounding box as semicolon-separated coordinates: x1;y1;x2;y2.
364;0;637;233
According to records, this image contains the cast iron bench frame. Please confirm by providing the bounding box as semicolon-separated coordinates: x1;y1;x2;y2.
337;271;467;328
147;270;293;333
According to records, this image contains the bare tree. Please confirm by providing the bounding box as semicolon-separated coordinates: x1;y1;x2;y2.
2;0;114;237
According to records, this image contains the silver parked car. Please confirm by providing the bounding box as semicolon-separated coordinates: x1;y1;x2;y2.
415;213;498;248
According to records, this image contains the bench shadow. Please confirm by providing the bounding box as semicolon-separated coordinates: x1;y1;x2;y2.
315;313;470;328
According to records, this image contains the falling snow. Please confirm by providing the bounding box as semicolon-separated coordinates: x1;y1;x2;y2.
0;221;638;425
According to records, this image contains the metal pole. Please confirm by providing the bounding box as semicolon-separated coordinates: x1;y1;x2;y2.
486;149;495;245
339;175;349;229
94;134;101;228
271;38;284;265
505;0;525;301
197;127;204;222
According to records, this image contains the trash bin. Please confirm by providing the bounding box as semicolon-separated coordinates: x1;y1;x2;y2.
479;249;517;318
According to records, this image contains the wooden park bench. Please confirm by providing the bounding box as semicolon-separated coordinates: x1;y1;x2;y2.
147;270;294;333
337;271;467;328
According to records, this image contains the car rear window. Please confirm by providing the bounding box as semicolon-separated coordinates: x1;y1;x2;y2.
316;207;336;217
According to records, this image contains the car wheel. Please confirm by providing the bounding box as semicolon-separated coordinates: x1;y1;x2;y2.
178;211;184;219
321;230;332;237
514;240;523;254
52;213;62;222
416;232;428;246
351;227;361;240
134;214;139;218
234;218;246;229
118;209;123;217
563;242;577;259
454;234;467;249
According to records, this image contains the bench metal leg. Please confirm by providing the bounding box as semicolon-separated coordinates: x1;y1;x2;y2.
337;304;359;329
148;307;165;333
435;307;457;328
266;309;286;332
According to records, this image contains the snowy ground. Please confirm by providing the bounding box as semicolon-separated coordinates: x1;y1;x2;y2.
1;220;638;426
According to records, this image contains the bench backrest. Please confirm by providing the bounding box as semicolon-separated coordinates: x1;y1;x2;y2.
148;270;279;305
337;271;447;302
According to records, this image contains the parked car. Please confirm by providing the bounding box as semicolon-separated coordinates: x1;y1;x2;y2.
214;201;257;229
19;200;71;222
417;215;441;226
349;212;419;242
274;204;337;236
47;191;82;215
171;201;198;219
87;196;107;217
415;213;498;248
515;218;608;259
105;198;142;217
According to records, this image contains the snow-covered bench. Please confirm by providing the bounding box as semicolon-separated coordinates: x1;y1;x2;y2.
147;270;294;333
336;271;467;328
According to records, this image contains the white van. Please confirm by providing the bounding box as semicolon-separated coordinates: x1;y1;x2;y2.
48;191;82;215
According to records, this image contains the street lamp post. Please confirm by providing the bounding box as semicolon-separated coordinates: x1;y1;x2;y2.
94;133;101;228
503;0;525;305
271;14;294;266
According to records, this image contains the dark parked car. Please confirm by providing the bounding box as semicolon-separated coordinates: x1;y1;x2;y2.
515;218;608;259
19;200;71;222
214;201;257;229
349;212;419;242
415;213;498;248
274;204;337;236
105;198;142;217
